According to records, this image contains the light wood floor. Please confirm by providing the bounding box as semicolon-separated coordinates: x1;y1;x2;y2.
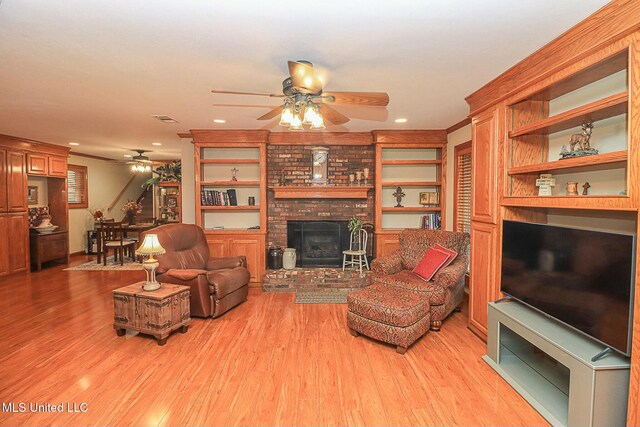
0;256;547;426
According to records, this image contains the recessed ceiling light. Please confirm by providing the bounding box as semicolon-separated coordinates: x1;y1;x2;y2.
152;142;162;146
123;154;132;158
213;119;226;124
68;142;80;146
394;118;408;123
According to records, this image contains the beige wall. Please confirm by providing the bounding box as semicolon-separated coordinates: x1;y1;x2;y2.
180;141;196;224
67;155;149;254
445;124;472;231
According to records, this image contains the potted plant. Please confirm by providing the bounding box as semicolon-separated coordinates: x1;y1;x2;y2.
121;199;143;225
144;161;182;189
348;216;364;250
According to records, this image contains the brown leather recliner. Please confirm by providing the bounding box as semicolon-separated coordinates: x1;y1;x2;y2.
142;224;250;318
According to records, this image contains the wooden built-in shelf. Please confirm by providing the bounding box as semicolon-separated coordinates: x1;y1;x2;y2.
381;181;441;187
271;185;373;199
502;195;633;211
509;92;628;138
507;150;627;175
381;160;442;165
200;159;260;164
382;207;441;213
200;180;260;187
200;206;260;211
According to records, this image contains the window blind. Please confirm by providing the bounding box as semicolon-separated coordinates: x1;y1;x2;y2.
67;165;88;208
455;150;472;234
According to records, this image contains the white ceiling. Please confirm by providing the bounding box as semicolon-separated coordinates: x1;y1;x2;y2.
0;0;610;160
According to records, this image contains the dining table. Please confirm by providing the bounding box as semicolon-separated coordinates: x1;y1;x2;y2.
96;222;158;263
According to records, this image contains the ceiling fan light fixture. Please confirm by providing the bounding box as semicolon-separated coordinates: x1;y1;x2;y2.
302;100;317;125
289;113;303;131
310;105;325;130
279;100;294;126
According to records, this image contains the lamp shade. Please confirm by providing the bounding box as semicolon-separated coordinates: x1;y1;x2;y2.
136;234;166;256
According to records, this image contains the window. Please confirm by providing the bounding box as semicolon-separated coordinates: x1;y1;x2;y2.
454;141;472;234
67;164;88;209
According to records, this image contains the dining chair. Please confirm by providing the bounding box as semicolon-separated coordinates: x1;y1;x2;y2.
98;221;136;266
342;228;369;274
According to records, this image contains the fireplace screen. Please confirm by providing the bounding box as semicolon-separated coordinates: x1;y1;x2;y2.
287;220;349;267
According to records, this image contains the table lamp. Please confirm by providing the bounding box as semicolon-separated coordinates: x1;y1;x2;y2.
136;234;166;291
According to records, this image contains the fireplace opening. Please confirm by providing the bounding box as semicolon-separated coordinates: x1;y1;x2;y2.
287;220;350;267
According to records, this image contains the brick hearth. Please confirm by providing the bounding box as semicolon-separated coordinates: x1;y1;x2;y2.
263;268;371;292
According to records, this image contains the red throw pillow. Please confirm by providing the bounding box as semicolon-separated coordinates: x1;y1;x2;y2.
433;244;458;269
412;247;451;281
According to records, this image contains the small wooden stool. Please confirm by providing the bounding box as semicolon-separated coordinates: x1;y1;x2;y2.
347;284;430;354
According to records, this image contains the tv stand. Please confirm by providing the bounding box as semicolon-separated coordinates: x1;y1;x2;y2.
484;302;630;427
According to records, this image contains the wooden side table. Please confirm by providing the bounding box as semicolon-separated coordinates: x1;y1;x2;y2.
30;230;69;271
113;282;191;345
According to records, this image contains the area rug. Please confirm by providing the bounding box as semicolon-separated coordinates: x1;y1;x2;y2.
294;290;350;304
65;256;143;271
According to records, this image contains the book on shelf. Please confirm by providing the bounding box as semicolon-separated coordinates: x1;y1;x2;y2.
227;189;238;206
420;213;441;230
200;189;238;206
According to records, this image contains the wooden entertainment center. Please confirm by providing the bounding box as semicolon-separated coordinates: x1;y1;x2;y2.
465;1;640;423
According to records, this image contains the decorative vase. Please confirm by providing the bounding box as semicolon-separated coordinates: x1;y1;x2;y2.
566;182;579;196
282;248;297;270
127;212;136;225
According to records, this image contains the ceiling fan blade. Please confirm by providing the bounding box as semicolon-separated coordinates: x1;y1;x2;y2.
257;106;283;121
212;104;280;108
288;61;323;93
211;89;284;98
322;91;389;106
319;104;350;125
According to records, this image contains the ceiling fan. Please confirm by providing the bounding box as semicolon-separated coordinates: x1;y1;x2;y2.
212;60;389;129
127;149;153;172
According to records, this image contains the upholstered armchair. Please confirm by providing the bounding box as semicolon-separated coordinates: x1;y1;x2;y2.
142;224;250;318
371;229;470;331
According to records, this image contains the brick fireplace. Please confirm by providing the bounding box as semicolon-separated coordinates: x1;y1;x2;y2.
266;144;375;248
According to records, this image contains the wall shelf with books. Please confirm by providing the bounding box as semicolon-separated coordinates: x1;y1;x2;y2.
191;131;268;285
372;131;447;257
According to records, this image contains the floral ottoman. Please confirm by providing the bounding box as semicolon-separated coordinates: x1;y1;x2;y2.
347;283;430;354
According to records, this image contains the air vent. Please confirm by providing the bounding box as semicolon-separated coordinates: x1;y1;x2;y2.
152;115;178;123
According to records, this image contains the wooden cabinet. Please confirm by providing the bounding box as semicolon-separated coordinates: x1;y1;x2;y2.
0;213;29;276
374;232;400;258
471;108;498;225
48;156;67;177
29;230;69;271
27;153;68;178
0;150;6;212
7;151;27;212
155;182;181;223
467;221;499;339
27;153;48;175
205;232;266;284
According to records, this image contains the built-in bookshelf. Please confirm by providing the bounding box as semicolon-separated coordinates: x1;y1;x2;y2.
372;131;447;257
192;131;268;284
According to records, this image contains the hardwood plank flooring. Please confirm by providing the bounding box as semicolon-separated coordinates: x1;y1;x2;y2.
0;256;548;426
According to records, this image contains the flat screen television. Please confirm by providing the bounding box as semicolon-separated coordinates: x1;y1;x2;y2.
501;220;636;356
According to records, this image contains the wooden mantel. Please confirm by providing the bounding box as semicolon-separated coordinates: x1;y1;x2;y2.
271;185;373;199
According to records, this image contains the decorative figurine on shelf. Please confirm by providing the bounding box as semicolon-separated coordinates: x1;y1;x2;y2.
363;168;369;185
566;182;579;196
355;171;362;185
582;182;591;195
535;173;556;196
349;174;355;186
393;186;405;208
560;122;598;159
230;167;239;182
